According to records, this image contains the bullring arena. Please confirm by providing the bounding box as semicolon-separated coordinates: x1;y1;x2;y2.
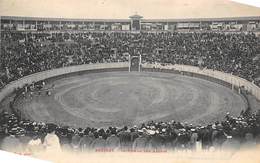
2;2;260;162
1;63;252;128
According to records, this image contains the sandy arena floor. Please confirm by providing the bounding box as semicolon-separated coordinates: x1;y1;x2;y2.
14;71;247;128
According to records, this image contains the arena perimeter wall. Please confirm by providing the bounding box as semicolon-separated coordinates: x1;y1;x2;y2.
0;63;129;103
142;63;260;101
0;62;260;104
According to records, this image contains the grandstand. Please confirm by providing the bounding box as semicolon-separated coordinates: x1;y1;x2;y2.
1;15;260;32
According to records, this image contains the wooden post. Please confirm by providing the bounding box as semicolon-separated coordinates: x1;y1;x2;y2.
128;54;131;72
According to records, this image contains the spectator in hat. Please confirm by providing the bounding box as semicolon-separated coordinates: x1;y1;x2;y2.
56;127;71;150
176;129;190;150
189;128;198;150
130;127;139;143
147;130;165;150
163;129;177;151
118;126;132;150
27;135;44;153
1;127;23;152
16;127;33;149
199;126;212;150
211;125;226;150
132;129;149;150
106;128;120;150
91;132;106;150
43;124;61;153
71;133;81;151
240;132;256;149
221;135;240;151
80;131;95;151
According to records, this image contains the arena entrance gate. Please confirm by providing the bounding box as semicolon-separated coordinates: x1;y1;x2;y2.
129;54;141;72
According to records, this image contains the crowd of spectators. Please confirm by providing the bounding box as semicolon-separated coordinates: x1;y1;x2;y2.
0;30;260;152
1;31;260;88
0;108;259;152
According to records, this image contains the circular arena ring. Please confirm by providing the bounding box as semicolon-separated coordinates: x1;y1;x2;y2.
1;63;252;128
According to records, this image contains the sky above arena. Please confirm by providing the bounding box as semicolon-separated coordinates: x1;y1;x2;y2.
232;0;260;8
0;0;260;19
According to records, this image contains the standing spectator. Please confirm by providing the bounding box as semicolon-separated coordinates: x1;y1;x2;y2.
106;128;120;150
